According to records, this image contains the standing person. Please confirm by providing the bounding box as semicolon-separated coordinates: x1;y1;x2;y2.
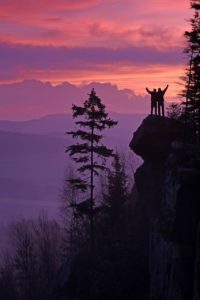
146;87;157;115
157;85;169;117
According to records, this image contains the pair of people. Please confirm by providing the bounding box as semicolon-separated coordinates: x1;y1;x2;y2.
146;85;169;117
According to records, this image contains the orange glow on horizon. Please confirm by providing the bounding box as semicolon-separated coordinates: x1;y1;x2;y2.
0;0;192;114
0;63;185;102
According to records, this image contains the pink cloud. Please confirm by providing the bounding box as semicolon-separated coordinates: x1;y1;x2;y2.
0;42;185;93
0;19;186;50
0;80;150;120
89;22;185;49
0;0;103;15
0;0;191;100
0;0;191;48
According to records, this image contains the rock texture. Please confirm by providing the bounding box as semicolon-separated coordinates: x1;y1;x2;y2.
130;115;200;300
129;115;185;161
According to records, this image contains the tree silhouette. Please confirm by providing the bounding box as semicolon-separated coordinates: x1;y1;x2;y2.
166;103;183;120
183;0;200;142
66;88;117;250
102;153;129;238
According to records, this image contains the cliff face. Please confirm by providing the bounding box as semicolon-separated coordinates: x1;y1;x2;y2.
130;115;200;300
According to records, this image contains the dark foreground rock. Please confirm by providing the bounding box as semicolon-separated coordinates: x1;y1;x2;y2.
130;115;200;300
129;115;185;161
51;115;200;300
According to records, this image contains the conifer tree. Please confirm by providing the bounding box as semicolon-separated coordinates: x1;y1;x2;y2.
66;88;117;250
102;153;129;240
103;154;129;218
183;0;200;142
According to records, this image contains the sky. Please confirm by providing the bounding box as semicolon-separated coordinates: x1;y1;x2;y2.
0;0;193;118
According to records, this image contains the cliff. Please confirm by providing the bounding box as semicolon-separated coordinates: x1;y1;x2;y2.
130;115;200;300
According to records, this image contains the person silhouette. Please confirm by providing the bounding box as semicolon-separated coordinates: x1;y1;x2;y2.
157;85;169;117
146;87;157;115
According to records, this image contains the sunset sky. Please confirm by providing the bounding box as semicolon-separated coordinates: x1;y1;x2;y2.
0;0;193;118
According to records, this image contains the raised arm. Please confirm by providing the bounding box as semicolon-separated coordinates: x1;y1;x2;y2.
162;84;169;94
146;87;152;94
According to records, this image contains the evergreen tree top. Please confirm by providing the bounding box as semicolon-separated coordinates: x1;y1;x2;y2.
66;88;118;181
71;88;117;130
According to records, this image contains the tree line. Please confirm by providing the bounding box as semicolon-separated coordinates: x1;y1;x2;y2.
0;87;147;300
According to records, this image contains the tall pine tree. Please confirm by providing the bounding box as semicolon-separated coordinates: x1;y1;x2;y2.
103;154;129;225
66;88;117;250
183;0;200;142
101;153;130;242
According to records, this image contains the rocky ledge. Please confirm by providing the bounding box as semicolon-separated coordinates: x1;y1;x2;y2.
129;115;185;161
130;115;200;300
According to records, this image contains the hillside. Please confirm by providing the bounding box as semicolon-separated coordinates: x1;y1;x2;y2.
0;113;144;223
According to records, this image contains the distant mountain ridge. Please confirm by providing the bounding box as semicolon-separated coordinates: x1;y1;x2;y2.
0;112;146;139
0;79;149;120
0;113;145;223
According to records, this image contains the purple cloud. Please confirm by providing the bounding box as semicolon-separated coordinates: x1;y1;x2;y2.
0;80;150;120
0;42;184;81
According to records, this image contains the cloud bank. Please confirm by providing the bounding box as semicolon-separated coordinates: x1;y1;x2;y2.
0;80;151;120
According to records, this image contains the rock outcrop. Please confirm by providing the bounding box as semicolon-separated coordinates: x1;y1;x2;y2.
129;115;185;220
130;115;185;161
130;115;200;300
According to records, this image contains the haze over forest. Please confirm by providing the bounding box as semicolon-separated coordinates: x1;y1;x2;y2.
0;111;144;224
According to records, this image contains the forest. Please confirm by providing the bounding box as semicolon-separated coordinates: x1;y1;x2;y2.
0;1;200;300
